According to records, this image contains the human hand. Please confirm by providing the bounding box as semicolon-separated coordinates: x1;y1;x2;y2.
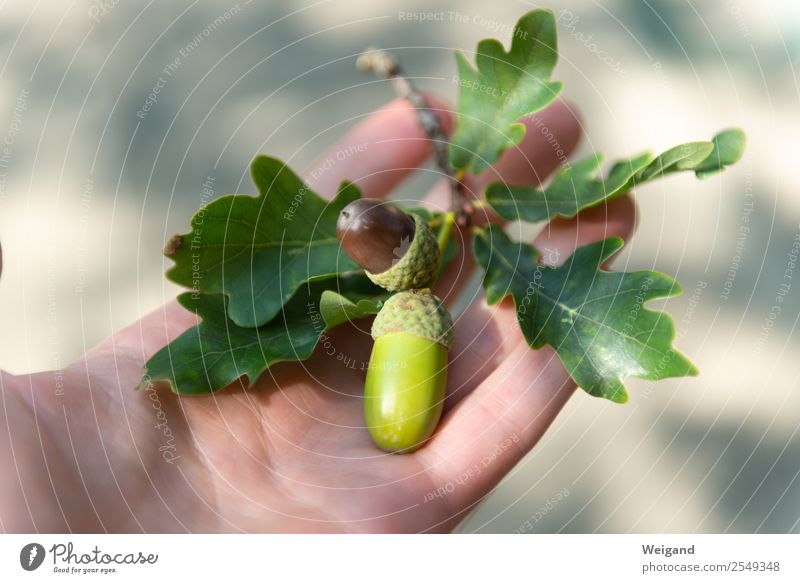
0;94;636;533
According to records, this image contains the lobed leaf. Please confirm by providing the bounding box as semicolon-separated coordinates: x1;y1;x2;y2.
486;152;653;223
473;225;697;402
145;277;383;395
692;128;747;179
449;9;563;174
486;129;745;223
635;141;713;182
164;156;359;328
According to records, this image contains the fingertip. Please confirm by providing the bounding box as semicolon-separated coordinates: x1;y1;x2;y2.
303;93;454;200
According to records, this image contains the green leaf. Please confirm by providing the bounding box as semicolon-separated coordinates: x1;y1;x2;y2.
319;276;388;328
145;277;383;395
449;9;563;174
486;152;653;223
635;141;714;182
473;225;697;402
486;129;745;223
319;291;383;329
693;128;747;178
163;156;359;328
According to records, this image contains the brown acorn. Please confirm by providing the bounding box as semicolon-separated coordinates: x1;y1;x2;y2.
336;199;439;291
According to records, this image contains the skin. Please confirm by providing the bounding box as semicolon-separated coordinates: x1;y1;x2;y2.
0;95;637;533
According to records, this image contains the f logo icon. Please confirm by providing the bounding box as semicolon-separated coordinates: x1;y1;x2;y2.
20;543;46;571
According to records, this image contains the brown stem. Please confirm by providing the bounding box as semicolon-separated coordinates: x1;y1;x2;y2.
356;48;471;226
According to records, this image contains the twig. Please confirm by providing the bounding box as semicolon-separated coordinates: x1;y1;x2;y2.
357;47;471;226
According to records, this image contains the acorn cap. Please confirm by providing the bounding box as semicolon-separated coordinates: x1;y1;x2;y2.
366;213;439;291
371;290;453;349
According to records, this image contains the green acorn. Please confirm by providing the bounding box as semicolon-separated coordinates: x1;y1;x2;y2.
365;290;453;452
336;199;439;291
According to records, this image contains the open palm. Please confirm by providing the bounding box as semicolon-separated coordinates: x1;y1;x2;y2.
0;96;636;533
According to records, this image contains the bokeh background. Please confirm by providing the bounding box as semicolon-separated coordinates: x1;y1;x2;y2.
0;0;798;533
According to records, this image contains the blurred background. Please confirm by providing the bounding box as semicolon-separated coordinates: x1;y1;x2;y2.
0;0;797;533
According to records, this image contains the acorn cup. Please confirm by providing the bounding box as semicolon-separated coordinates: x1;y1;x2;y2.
336;199;452;452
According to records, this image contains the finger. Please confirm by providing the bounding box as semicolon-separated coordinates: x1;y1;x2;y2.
304;94;454;199
418;194;637;520
431;100;583;307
